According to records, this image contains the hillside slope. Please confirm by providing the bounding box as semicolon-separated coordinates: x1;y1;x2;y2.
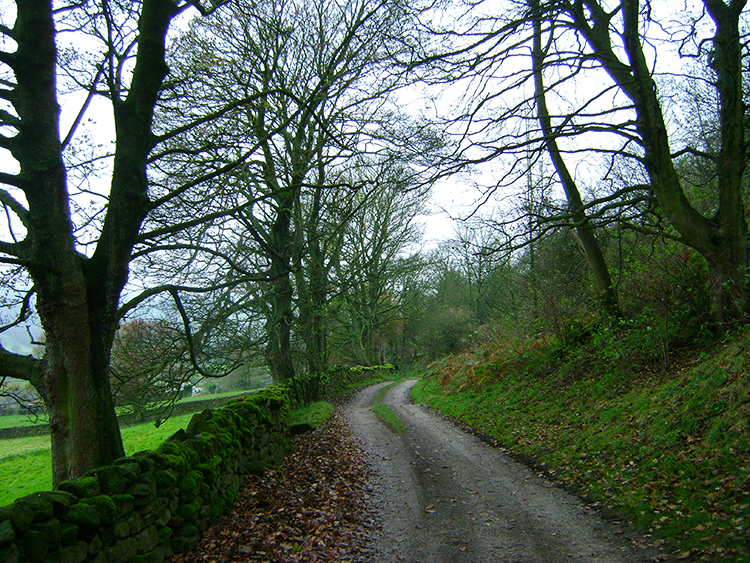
411;326;750;562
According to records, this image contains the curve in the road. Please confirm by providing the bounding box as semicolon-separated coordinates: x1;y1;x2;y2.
344;380;669;563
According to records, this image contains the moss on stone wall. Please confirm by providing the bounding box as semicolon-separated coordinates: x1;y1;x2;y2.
0;385;292;563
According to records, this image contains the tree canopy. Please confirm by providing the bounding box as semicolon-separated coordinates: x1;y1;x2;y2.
0;0;748;485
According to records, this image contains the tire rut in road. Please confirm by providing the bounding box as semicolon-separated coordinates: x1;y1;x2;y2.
345;380;669;563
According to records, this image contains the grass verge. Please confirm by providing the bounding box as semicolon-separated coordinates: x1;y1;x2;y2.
411;326;749;562
287;401;334;428
372;403;405;433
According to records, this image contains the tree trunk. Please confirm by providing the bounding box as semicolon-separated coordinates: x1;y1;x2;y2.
705;235;749;322
293;177;331;376
265;188;297;381
531;6;622;322
28;199;127;486
295;241;328;375
266;262;296;381
6;0;177;484
42;331;125;485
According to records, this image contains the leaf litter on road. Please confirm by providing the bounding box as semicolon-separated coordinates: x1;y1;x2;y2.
171;409;376;563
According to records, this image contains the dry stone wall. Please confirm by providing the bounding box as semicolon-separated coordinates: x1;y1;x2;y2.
0;386;292;563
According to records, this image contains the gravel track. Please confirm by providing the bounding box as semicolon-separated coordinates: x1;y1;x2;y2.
345;380;671;563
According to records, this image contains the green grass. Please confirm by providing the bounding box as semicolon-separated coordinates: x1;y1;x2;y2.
0;389;258;430
120;414;193;455
0;450;51;506
0;434;51;460
177;389;259;404
411;326;750;562
370;378;412;432
0;413;49;429
287;401;334;428
375;378;404;401
372;403;404;433
0;413;193;507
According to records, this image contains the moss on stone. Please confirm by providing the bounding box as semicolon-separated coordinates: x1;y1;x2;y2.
112;519;130;539
186;410;213;436
208;499;224;524
109;494;134;519
62;503;100;529
175;501;200;521
0;544;20;563
194;464;217;486
177;523;199;537
20;528;48;563
58;476;100;499
92;465;138;495
176;470;202;501
6;501;34;534
157;526;173;543
184;437;214;461
221;488;238;507
132;450;169;471
0;518;15;545
155;441;197;478
170;534;198;554
59;522;78;546
132;473;157;499
80;495;117;525
30;516;61;547
130;553;162;563
136;525;160;554
153;470;177;490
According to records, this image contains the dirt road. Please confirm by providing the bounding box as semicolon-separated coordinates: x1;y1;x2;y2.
344;380;670;563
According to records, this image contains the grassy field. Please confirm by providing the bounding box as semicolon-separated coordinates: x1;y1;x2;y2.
411;325;750;562
0;389;255;430
0;413;49;429
0;413;192;506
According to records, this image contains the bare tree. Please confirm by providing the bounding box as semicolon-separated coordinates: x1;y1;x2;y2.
420;0;748;326
530;0;621;321
168;0;431;379
334;162;427;365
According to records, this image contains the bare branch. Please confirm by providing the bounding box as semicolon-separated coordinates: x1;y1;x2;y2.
139;196;258;242
0;24;14;39
0;108;20;128
168;286;241;378
131;243;251;274
0;52;16;70
182;0;232;17
0;188;31;228
0;172;24;189
0;344;43;386
0;288;35;335
671;145;716;162
61;63;106;151
117;274;269;319
153;93;271;145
